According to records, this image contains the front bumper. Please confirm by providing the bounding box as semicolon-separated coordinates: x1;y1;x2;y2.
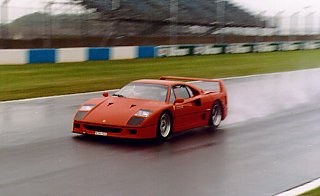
72;121;157;139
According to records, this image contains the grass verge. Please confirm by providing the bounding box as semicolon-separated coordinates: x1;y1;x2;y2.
300;186;320;196
1;50;320;101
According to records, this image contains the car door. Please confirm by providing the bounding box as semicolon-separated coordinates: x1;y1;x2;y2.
171;85;205;132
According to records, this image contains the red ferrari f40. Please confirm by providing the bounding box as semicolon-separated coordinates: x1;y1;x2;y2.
73;76;228;141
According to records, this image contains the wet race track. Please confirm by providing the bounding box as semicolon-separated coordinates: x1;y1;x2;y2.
0;69;320;196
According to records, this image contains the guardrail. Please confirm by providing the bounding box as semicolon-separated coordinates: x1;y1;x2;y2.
0;41;319;65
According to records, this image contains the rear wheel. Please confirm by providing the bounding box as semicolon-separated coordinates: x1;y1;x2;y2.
209;101;222;129
156;112;172;142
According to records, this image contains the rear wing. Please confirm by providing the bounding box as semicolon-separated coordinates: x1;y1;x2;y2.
160;76;226;93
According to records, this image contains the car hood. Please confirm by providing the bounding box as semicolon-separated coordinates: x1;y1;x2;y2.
82;97;167;126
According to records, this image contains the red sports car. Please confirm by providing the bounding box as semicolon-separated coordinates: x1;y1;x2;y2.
73;76;228;141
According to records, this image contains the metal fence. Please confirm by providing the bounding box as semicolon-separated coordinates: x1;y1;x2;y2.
1;1;320;49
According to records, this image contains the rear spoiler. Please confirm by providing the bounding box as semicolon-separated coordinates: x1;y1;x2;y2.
160;76;226;93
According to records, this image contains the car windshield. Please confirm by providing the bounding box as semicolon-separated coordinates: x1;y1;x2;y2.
114;82;168;102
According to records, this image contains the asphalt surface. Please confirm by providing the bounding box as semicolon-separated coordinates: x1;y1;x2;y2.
0;69;320;196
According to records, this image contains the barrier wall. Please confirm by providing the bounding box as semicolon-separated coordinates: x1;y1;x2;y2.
57;48;87;63
156;41;320;56
88;48;110;61
111;46;137;60
28;49;56;64
0;41;319;65
0;49;27;64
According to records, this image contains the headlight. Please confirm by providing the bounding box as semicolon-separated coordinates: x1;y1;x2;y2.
134;110;153;118
79;104;96;112
74;111;88;121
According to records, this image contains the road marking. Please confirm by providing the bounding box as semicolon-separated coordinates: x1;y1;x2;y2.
276;177;320;196
0;90;117;104
1;68;319;105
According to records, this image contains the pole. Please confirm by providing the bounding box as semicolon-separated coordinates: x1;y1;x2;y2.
274;11;284;36
44;1;54;48
221;1;225;43
80;6;89;46
289;12;299;41
305;12;315;35
1;0;10;49
319;13;320;35
216;0;225;44
303;6;310;35
255;11;266;43
112;0;120;10
260;11;266;42
216;0;219;43
170;0;178;45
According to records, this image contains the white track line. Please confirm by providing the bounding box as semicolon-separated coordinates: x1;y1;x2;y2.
0;91;104;104
276;177;320;196
221;67;320;81
1;68;319;105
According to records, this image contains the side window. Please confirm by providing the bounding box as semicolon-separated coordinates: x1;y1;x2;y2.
169;88;175;103
173;85;190;99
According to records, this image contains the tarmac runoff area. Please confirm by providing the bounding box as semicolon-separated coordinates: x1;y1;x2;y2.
0;68;319;195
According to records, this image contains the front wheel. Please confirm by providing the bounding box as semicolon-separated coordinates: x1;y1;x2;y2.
156;112;172;142
209;102;222;129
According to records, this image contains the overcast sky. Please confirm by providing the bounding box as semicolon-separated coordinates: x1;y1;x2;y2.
3;0;320;20
231;0;320;15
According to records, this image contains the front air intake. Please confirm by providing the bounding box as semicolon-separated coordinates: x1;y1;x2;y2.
83;125;122;133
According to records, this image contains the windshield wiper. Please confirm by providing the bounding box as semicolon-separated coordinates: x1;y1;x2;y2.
113;93;125;98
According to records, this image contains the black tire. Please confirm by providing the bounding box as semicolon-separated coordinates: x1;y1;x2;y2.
209;101;222;129
156;112;172;142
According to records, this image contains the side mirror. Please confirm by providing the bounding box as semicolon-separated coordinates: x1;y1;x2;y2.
174;98;184;104
102;91;109;97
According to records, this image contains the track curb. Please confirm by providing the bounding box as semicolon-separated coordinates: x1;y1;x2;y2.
275;177;320;196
